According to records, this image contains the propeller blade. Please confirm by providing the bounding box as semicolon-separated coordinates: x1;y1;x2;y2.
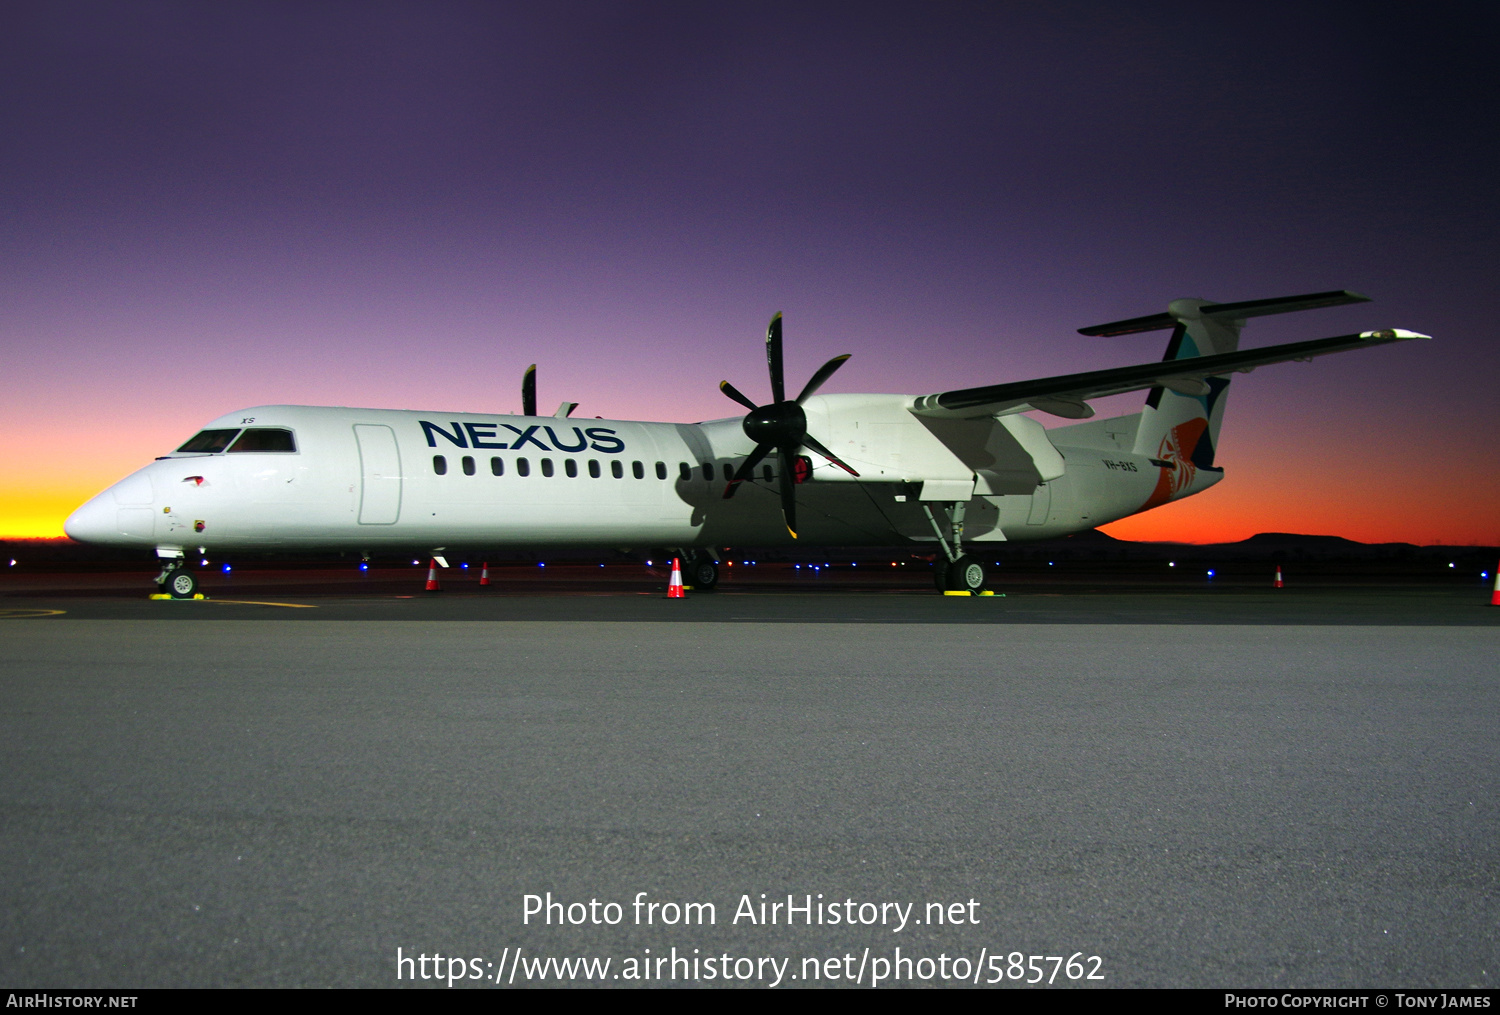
766;312;785;404
777;446;798;538
522;364;537;417
722;443;773;499
801;433;861;477
719;380;759;412
795;354;851;404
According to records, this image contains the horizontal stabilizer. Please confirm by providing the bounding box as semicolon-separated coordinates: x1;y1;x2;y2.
1200;289;1371;321
1079;289;1370;336
911;329;1427;420
1076;311;1176;337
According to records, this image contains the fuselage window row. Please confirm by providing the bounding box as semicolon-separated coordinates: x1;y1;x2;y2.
430;455;659;480
430;455;726;482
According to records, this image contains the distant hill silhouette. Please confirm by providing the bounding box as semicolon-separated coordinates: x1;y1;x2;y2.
998;530;1496;564
1236;532;1363;548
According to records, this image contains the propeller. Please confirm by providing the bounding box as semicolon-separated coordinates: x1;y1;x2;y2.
522;364;537;417
719;312;860;537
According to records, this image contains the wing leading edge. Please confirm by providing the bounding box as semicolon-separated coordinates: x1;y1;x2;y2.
909;329;1429;420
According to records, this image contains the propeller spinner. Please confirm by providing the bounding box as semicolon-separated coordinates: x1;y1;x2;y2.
719;313;859;537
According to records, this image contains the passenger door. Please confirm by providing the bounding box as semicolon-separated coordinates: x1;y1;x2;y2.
354;424;402;524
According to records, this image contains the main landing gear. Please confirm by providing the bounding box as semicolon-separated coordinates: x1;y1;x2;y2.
922;502;988;594
675;550;720;590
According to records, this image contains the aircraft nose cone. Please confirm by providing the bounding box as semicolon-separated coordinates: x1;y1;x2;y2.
63;494;117;544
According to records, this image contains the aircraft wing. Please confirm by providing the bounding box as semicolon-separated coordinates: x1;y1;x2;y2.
909;329;1429;420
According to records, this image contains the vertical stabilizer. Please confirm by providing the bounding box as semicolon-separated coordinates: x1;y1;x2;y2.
1075;292;1369;500
1132;298;1238;492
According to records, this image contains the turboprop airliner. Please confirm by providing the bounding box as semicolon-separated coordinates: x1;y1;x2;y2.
64;289;1427;597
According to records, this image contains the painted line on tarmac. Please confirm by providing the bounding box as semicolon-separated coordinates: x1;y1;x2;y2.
207;599;319;609
0;608;66;619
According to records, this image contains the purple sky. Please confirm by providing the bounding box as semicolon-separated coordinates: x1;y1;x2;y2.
3;2;1496;543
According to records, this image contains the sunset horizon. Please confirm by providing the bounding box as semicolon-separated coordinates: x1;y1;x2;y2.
4;4;1494;551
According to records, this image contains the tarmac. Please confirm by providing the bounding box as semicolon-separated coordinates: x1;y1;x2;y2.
1;566;1496;987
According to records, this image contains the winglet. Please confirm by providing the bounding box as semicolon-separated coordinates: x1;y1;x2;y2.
1365;329;1430;340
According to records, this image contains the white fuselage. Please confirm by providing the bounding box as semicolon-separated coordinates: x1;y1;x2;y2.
64;396;1218;554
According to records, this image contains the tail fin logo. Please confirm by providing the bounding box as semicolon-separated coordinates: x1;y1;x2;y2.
1141;418;1206;510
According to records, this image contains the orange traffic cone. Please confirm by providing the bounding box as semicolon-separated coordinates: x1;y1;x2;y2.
1490;561;1499;606
667;557;685;598
425;558;442;592
479;562;490;586
1274;565;1284;589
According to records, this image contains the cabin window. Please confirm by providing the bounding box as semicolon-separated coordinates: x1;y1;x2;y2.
433;455;447;475
611;460;623;479
632;460;645;480
490;457;504;476
701;462;714;481
540;458;554;478
227;428;297;453
461;456;476;476
679;462;691;481
762;464;773;482
655;461;667;480
588;459;601;478
565;459;578;478
177;429;240;454
516;457;530;477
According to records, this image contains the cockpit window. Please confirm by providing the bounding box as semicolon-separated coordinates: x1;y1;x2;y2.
227;428;297;453
176;429;241;453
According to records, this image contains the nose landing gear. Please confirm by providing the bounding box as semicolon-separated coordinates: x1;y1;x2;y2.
153;549;202;599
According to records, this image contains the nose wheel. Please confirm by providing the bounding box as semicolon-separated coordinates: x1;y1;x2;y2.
166;569;199;599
